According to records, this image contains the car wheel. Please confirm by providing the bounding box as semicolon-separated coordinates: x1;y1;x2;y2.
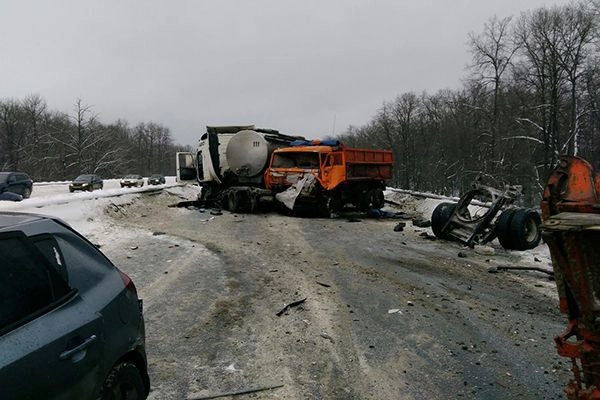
22;187;31;199
69;188;74;193
98;362;145;400
431;202;456;239
88;186;93;192
509;208;542;250
494;208;516;249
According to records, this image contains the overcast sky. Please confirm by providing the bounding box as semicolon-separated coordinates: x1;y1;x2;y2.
0;0;572;145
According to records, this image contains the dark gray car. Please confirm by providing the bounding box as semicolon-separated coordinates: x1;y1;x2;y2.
148;174;166;185
0;172;33;198
69;174;104;192
0;212;150;399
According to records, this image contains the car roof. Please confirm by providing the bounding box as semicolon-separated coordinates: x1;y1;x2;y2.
0;212;46;231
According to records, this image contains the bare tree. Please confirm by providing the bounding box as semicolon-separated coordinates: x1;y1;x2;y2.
469;15;518;166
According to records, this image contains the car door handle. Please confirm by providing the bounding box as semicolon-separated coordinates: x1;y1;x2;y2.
59;335;98;360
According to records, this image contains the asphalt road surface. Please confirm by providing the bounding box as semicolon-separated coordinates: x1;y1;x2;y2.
96;188;570;400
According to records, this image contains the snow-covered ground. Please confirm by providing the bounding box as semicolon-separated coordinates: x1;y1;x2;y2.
0;181;554;276
0;176;183;238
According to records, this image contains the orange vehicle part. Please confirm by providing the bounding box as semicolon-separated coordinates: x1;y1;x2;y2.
264;145;393;191
541;156;600;400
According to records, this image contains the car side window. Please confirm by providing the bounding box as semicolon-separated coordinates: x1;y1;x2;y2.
31;234;68;280
0;233;72;334
53;233;114;293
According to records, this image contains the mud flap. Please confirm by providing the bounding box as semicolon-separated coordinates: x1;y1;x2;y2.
275;174;317;211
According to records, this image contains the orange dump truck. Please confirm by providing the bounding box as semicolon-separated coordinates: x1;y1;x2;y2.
264;141;393;215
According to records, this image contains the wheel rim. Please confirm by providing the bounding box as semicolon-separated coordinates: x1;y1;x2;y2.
523;217;539;243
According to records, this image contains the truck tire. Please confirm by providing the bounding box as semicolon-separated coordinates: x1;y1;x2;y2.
431;202;456;239
494;208;516;249
508;208;542;250
370;189;385;209
228;191;240;213
357;189;383;211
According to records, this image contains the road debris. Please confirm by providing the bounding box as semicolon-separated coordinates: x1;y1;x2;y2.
412;218;431;227
393;222;406;232
316;281;331;288
276;297;307;316
320;332;335;342
187;384;285;400
487;265;554;276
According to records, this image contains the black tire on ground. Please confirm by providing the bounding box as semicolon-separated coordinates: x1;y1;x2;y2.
494;208;517;249
98;362;145;400
228;191;240;213
357;190;370;211
509;208;542;250
88;186;93;192
431;202;456;239
69;188;74;193
22;187;31;198
370;189;385;209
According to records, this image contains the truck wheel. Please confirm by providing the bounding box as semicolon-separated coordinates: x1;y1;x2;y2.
357;190;372;211
370;189;385;209
509;208;542;250
22;187;31;198
228;191;240;213
494;209;516;249
431;202;456;239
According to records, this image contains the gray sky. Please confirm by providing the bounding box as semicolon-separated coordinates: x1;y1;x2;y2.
0;0;571;145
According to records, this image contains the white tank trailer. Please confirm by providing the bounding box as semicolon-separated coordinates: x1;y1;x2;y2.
194;125;305;203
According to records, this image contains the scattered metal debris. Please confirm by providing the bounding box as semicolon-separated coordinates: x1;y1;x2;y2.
487;265;554;276
188;384;285;400
276;297;307;316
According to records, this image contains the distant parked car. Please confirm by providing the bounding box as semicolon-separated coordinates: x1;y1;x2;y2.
121;175;144;188
148;174;166;185
0;212;150;399
0;172;33;198
69;174;103;192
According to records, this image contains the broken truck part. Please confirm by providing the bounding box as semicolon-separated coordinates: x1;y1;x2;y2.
176;125;394;215
541;156;600;400
430;182;542;250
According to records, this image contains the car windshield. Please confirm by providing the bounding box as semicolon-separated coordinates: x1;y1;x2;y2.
74;175;93;182
150;175;162;178
124;175;139;179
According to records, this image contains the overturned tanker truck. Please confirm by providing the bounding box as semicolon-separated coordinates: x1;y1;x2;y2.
176;125;394;215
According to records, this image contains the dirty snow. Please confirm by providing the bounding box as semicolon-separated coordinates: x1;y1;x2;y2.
1;182;554;277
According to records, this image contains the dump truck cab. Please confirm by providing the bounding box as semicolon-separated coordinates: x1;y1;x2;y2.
266;142;393;213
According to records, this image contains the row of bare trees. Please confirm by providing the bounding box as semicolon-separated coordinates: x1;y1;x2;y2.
336;1;600;206
0;96;190;181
